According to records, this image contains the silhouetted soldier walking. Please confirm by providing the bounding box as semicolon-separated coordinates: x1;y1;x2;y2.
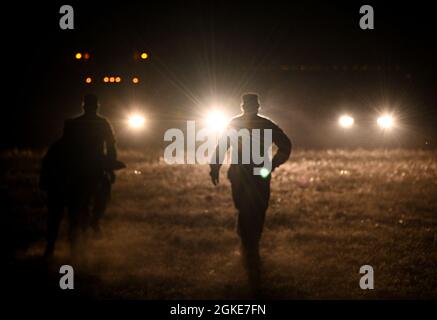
40;94;121;257
63;94;118;236
209;93;291;290
40;136;69;257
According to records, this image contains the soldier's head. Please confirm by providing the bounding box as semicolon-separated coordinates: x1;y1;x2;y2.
82;93;99;114
240;93;260;114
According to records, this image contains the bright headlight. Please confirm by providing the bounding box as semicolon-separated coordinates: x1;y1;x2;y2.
128;114;146;129
204;110;228;132
377;115;394;129
338;115;354;128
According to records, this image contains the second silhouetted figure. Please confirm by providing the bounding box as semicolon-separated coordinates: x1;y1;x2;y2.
209;93;292;291
41;94;122;257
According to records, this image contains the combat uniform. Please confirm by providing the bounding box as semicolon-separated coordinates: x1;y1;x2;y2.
40;110;118;256
40;138;70;255
63;112;117;233
211;112;291;262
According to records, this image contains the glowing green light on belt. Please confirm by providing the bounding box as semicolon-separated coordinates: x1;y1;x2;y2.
260;167;270;178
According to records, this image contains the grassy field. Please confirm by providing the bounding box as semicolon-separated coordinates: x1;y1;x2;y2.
3;149;437;299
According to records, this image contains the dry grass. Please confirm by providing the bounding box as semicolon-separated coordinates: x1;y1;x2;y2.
3;149;437;299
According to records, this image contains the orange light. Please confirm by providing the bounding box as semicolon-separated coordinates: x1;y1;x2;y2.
83;53;90;60
115;76;121;83
140;52;148;60
109;77;115;83
75;53;82;60
85;77;92;84
132;77;139;84
103;76;109;83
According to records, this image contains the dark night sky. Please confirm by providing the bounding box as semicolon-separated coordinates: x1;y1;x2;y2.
2;1;436;148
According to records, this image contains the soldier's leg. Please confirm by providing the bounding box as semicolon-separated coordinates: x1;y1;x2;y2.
236;178;271;291
68;192;90;256
44;196;64;257
90;176;111;233
237;207;258;254
236;179;270;255
231;181;260;288
237;206;263;292
67;205;80;255
253;178;270;245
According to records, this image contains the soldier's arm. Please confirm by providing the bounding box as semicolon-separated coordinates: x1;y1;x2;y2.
209;126;232;185
39;147;52;191
271;122;292;171
103;119;117;161
210;133;229;170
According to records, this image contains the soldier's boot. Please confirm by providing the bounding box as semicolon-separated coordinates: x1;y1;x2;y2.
241;238;262;295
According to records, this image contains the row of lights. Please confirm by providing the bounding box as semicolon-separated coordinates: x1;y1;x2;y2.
84;76;140;84
75;52;149;60
127;111;394;131
103;76;122;83
75;52;90;60
338;114;394;129
126;110;399;180
203;110;396;132
126;110;396;134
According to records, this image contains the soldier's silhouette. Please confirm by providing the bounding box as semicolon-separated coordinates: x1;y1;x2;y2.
40;136;70;257
209;93;291;290
40;94;122;257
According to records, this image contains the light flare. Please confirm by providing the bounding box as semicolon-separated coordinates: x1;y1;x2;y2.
377;115;394;129
338;115;354;128
204;110;228;132
128;114;146;129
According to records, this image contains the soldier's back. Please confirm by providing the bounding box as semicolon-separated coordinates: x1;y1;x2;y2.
227;113;277;174
64;114;113;167
228;113;277;132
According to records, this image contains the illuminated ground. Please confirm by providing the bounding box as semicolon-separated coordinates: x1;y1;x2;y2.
4;149;437;299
